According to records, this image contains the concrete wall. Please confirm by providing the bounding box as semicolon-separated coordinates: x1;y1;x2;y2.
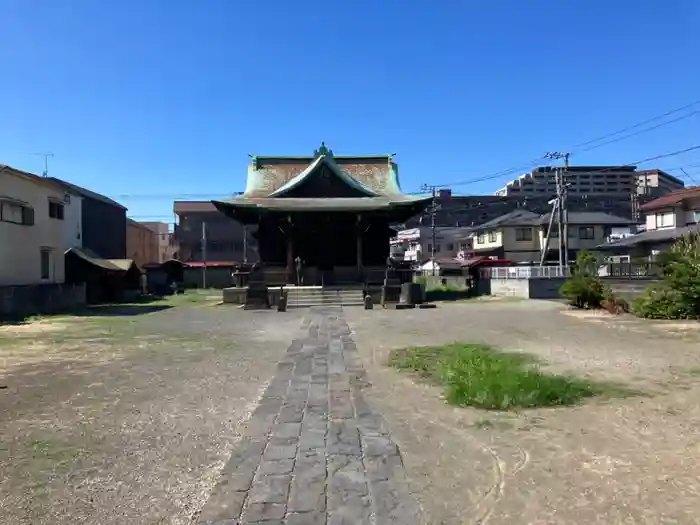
489;277;567;299
418;275;471;291
183;266;234;289
0;282;86;318
0;170;67;285
606;278;659;302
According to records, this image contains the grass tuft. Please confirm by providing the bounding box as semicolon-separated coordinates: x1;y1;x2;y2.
389;342;629;410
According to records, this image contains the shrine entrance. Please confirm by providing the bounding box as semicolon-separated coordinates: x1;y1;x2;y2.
213;143;432;286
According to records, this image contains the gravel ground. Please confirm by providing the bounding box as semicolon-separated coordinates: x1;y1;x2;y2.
344;300;700;525
3;298;700;525
0;302;305;525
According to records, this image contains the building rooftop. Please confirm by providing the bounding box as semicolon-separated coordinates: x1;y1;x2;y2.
474;209;634;229
48;177;127;210
174;201;219;214
597;223;700;250
639;186;700;211
0;164;67;191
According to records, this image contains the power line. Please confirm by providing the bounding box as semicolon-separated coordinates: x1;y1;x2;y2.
436;157;546;188
573;110;700;154
432;98;700;189
441;144;700;188
572;99;700;149
680;168;699;185
114;193;241;200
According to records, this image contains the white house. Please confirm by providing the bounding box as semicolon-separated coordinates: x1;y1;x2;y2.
390;227;474;262
0;166;71;285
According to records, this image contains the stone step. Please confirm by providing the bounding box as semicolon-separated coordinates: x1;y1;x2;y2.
287;298;364;305
287;295;362;301
286;289;365;309
287;301;365;309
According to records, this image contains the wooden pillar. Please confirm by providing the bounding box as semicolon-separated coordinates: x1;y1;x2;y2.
286;235;294;284
356;215;363;280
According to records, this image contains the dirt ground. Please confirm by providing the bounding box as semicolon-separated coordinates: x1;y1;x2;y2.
344;300;700;525
3;296;700;525
0;296;305;525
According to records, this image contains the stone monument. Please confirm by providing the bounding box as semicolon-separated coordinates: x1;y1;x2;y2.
244;263;270;310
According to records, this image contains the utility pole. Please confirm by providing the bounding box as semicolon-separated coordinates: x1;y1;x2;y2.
34;153;54;178
631;180;640;223
539;197;559;267
544;152;570;272
420;184;443;275
562;153;570;267
201;221;207;288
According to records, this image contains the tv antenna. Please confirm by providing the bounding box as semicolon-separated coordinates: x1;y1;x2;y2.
33;153;54;177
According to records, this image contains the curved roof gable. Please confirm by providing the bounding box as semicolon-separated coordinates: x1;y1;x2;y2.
267;155;379;198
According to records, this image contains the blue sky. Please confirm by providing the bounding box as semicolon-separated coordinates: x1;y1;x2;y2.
1;0;699;222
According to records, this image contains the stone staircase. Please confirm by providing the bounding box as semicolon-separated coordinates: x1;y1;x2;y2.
285;286;365;308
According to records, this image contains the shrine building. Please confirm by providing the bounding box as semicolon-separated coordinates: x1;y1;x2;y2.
212;143;431;286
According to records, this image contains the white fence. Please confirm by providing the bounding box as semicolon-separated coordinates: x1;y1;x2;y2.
483;266;571;279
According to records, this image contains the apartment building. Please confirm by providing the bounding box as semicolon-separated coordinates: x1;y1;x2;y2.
140;221;178;262
471;209;635;263
0;165;71;285
126;219;159;268
494;166;684;198
173;201;257;263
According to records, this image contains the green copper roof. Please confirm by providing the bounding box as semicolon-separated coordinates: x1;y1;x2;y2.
241;143;404;198
268;155;379;198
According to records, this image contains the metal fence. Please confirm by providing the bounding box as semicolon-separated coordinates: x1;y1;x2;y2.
482;266;572;279
599;262;662;279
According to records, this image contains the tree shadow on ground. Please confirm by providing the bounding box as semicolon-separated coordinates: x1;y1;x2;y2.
77;304;173;317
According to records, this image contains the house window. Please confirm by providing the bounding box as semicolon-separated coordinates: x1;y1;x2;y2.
0;200;34;225
40;248;51;280
488;231;497;242
446;243;454;251
477;233;485;244
435;244;441;253
515;228;533;241
578;226;595;240
693;210;700;224
48;200;65;220
545;227;558;238
655;211;674;229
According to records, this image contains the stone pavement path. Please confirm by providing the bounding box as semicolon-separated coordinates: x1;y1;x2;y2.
195;307;423;525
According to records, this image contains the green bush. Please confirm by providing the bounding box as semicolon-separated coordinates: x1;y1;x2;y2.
559;250;608;308
559;275;606;309
631;284;693;319
632;233;700;319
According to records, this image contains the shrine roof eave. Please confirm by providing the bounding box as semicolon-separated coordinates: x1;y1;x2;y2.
212;197;431;224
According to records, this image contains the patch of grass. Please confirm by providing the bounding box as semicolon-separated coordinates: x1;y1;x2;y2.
389;342;629;410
